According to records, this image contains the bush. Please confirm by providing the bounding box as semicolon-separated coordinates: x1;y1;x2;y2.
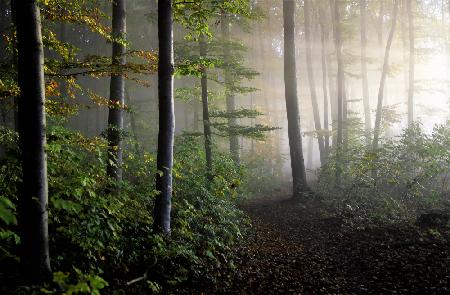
0;126;247;294
316;122;450;226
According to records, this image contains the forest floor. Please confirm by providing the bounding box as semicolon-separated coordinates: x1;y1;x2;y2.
209;193;450;294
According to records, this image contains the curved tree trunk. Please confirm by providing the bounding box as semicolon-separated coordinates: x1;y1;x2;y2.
360;0;371;144
304;0;326;165
283;0;308;195
153;0;174;234
200;36;213;182
107;0;126;182
12;0;51;283
373;0;399;150
407;0;414;125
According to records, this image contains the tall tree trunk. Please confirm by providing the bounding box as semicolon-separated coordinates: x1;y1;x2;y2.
360;0;371;143
12;0;51;283
107;0;126;182
221;15;240;165
373;0;399;149
200;36;213;182
304;0;326;165
407;0;414;125
283;0;308;195
319;4;330;154
330;0;344;184
153;0;174;234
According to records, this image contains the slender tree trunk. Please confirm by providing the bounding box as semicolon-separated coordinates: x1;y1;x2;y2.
304;0;326;165
360;0;371;143
330;0;344;184
153;0;174;234
221;15;240;165
319;5;330;154
107;0;126;182
283;0;308;195
407;0;414;125
12;0;51;283
373;0;399;149
200;36;213;182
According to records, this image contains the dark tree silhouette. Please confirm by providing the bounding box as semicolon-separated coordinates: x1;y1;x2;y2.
283;0;308;196
107;0;126;182
12;0;51;283
153;0;174;234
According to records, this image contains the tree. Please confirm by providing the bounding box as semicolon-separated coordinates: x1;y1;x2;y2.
360;0;371;143
319;3;330;154
330;0;344;183
106;0;126;183
373;0;399;149
153;0;174;234
221;14;240;165
283;0;308;195
200;36;213;181
304;0;326;165
407;0;414;125
12;0;51;283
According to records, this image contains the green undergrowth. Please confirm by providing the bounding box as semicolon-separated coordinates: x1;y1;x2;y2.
0;125;249;294
316;122;450;227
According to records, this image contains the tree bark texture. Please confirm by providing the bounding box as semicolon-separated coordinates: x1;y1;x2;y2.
154;0;174;234
283;0;308;195
107;0;126;182
12;0;51;283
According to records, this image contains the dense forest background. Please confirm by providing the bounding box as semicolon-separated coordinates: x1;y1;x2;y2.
0;0;449;293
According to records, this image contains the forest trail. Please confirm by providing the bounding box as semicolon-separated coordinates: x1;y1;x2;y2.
212;194;450;294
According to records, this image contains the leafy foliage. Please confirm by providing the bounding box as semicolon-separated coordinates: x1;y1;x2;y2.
317;122;450;225
0;126;247;293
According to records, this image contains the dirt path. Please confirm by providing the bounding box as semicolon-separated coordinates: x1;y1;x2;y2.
214;194;450;294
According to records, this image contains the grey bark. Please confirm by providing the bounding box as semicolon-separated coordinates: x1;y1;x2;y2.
12;0;51;283
283;0;308;195
304;0;326;165
107;0;126;182
373;0;399;149
153;0;174;234
200;36;213;182
360;0;372;143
